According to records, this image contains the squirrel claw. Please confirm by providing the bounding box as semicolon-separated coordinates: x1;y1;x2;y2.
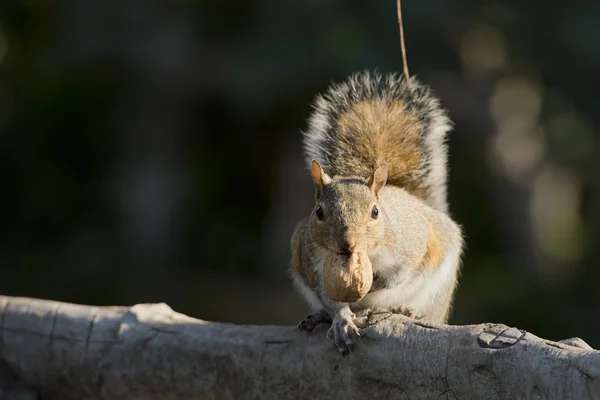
297;309;332;333
327;315;360;356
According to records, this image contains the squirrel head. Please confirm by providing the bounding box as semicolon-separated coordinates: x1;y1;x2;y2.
309;159;388;254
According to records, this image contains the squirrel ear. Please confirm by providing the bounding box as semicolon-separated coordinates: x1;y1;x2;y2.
370;164;388;197
311;160;331;191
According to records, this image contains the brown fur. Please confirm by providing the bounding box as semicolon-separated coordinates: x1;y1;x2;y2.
333;100;425;198
291;230;304;276
291;221;317;288
423;216;445;269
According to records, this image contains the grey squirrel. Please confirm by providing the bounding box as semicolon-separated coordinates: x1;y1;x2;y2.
290;71;464;356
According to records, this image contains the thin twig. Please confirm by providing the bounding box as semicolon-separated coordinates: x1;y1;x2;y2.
397;0;411;86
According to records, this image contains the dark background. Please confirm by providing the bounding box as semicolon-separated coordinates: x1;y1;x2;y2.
1;0;599;347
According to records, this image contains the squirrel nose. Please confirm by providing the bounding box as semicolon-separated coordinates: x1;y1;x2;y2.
337;235;357;253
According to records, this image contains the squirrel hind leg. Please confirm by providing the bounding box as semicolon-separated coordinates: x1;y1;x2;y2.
297;309;332;333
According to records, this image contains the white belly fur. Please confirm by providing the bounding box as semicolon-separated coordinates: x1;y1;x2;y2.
353;241;460;316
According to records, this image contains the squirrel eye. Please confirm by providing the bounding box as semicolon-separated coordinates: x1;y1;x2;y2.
371;205;379;219
316;206;324;220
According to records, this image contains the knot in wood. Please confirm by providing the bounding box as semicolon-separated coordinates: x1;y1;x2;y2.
477;325;525;349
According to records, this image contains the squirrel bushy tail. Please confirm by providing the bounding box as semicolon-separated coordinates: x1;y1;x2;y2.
303;71;452;213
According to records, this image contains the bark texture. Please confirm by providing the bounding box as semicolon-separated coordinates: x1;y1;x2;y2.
0;295;598;400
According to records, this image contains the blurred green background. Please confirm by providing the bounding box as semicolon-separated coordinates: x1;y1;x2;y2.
1;0;599;347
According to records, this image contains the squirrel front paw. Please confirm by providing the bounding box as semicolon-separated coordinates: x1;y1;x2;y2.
297;309;332;332
326;313;360;357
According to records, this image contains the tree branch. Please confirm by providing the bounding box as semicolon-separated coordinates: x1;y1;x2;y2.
0;295;598;400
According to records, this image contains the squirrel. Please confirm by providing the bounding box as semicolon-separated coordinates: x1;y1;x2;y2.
290;71;464;356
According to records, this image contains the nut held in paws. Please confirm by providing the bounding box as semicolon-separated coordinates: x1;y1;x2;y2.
323;251;373;303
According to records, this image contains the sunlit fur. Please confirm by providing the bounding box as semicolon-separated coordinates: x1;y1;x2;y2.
302;70;452;214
